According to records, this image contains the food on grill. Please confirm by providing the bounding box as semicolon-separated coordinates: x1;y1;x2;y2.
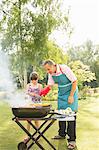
29;103;51;107
12;104;51;118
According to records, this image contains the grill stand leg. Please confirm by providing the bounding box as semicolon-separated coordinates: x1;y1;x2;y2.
15;119;45;150
13;114;56;150
28;119;56;150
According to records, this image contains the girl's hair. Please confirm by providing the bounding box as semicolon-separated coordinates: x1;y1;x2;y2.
43;60;55;66
29;72;38;81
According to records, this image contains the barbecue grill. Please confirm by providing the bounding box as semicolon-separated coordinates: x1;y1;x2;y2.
12;104;76;150
12;103;51;118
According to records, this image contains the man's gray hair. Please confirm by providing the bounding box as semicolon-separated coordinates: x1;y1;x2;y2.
43;60;55;66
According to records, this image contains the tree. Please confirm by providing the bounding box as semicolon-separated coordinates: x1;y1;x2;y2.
67;40;99;87
0;0;72;87
92;57;99;86
68;60;96;90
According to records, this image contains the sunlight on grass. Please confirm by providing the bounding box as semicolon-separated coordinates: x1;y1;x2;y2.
77;97;99;150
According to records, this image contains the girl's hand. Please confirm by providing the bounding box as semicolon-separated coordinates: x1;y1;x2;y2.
68;96;74;104
28;92;37;97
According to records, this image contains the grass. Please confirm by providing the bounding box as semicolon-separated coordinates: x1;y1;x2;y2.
77;96;99;150
0;95;99;150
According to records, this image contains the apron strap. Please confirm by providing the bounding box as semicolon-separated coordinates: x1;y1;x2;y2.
58;65;72;88
59;65;64;74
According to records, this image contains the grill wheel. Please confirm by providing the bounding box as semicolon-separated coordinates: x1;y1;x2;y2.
18;142;27;150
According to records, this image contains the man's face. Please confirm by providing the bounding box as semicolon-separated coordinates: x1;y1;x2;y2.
44;64;56;74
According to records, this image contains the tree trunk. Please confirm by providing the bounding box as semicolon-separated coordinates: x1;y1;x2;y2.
23;66;27;88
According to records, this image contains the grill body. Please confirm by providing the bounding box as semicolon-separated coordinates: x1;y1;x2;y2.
12;105;51;118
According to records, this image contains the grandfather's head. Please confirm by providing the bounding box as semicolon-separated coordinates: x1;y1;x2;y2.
43;60;57;74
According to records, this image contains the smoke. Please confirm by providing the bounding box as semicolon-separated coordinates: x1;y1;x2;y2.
0;50;28;107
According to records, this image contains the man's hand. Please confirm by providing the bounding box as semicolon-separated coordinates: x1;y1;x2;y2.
68;96;74;104
40;86;51;96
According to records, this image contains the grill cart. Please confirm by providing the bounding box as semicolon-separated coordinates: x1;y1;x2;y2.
12;104;76;150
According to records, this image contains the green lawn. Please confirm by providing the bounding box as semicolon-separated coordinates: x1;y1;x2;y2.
0;95;99;150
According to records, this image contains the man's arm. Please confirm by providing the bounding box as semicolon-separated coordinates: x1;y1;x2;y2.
68;80;77;104
40;85;51;96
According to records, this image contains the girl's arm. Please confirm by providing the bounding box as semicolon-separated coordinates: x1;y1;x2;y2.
38;83;43;91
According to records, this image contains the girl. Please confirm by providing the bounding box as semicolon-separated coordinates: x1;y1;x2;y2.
26;72;42;132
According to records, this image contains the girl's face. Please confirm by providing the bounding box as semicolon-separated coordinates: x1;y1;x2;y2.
32;79;38;85
44;64;56;74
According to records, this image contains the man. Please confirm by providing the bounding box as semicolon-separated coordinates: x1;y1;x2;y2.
43;60;78;150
